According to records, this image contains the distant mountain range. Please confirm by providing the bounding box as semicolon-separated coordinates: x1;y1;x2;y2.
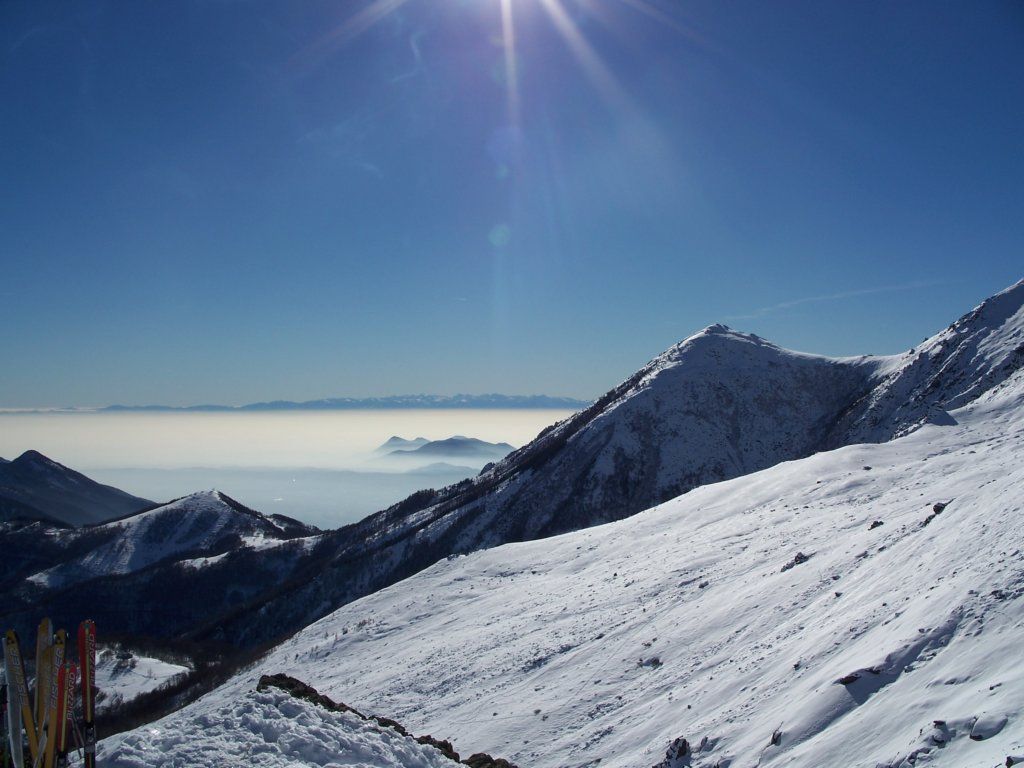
99;394;590;412
374;436;430;452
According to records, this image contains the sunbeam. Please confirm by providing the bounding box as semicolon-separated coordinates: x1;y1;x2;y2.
296;0;685;113
537;0;632;111
293;0;411;71
500;0;522;126
616;0;705;42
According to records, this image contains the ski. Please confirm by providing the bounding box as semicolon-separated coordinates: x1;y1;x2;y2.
33;644;51;768
52;663;76;768
32;620;51;737
77;621;96;768
41;630;65;768
1;684;6;768
1;681;13;768
3;631;37;767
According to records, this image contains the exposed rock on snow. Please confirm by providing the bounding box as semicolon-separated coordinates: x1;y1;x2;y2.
104;687;461;768
256;674;521;768
107;672;519;768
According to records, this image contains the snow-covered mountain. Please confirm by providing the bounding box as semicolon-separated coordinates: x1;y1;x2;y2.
202;280;1024;648
829;278;1024;444
0;449;152;526
27;490;314;589
104;361;1024;767
0;490;321;642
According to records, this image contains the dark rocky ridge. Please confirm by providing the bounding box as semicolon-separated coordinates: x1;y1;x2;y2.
0;449;152;526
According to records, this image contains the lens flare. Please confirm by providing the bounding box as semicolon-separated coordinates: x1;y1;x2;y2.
301;0;694;111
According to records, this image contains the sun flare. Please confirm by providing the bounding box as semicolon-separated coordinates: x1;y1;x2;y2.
301;0;692;120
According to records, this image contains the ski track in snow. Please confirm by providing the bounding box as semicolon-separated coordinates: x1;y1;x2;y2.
101;370;1024;768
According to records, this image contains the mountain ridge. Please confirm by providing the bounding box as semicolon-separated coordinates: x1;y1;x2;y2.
197;279;1024;648
0;489;322;644
0;449;153;527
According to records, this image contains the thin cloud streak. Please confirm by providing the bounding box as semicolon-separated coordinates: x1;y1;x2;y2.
725;280;947;321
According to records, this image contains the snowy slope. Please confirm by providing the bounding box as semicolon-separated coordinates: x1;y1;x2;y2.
108;368;1024;767
94;648;190;712
830;278;1024;444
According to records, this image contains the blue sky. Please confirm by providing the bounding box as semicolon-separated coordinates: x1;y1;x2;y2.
2;1;1022;407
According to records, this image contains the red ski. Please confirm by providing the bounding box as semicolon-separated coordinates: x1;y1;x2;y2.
77;621;96;768
54;662;77;768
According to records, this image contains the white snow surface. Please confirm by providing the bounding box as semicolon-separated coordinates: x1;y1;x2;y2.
94;648;190;712
105;369;1024;767
105;687;458;768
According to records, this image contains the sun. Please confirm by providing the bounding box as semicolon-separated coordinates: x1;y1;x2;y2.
298;0;693;125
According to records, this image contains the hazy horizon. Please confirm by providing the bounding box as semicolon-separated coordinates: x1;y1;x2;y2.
0;409;574;526
0;392;591;413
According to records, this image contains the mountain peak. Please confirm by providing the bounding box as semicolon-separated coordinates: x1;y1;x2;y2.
0;452;152;527
13;449;63;469
676;324;771;350
163;489;254;515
